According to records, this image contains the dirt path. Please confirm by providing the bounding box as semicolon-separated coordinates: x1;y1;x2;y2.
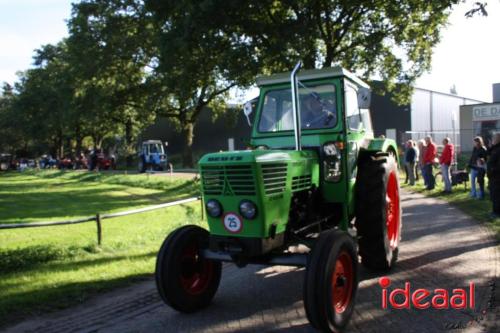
4;190;499;333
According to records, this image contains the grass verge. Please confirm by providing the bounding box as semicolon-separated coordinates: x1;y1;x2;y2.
0;170;203;327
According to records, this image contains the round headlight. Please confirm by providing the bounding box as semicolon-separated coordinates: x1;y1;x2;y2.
323;142;338;156
239;200;257;219
206;199;222;217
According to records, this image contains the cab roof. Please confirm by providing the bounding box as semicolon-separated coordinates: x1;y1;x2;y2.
256;66;369;89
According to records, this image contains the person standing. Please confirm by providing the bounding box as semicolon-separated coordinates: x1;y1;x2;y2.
403;142;410;184
423;136;437;190
487;133;500;218
439;137;454;193
468;136;488;199
417;139;427;186
413;140;420;182
405;140;417;185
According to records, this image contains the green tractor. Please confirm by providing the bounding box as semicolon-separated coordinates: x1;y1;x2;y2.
155;63;402;332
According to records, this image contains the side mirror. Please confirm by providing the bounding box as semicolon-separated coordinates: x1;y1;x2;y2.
357;87;371;109
243;101;253;126
164;141;168;147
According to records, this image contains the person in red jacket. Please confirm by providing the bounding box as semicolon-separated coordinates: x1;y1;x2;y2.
439;137;454;193
423;136;437;190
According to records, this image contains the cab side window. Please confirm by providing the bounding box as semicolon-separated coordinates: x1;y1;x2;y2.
345;85;362;131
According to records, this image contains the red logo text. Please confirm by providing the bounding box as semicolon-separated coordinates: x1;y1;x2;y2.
379;277;475;310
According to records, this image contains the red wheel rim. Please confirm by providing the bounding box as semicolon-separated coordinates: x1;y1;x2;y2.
386;171;400;250
179;244;214;295
331;251;354;314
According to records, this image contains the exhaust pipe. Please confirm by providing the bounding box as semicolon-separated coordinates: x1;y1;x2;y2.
290;61;302;151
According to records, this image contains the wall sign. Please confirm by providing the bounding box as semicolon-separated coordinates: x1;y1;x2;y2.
473;104;500;121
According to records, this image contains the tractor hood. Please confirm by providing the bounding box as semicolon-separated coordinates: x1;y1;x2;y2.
198;149;320;239
199;149;317;165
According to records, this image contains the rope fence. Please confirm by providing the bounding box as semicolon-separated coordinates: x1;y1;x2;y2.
0;196;202;245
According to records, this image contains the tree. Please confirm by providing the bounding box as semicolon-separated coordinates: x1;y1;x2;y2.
465;1;488;17
0;83;24;153
145;0;260;167
11;42;76;158
67;0;155;164
212;0;464;104
142;0;470;166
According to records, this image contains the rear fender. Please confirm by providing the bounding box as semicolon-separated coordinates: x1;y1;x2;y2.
360;138;399;164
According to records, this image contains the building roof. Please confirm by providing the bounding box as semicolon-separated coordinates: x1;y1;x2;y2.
413;86;486;104
458;101;499;107
256;66;370;89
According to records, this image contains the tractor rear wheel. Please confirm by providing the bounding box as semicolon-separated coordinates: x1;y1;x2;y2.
355;152;402;270
303;230;358;332
155;225;222;313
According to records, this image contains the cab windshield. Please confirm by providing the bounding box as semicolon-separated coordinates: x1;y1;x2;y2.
145;143;163;154
258;83;337;132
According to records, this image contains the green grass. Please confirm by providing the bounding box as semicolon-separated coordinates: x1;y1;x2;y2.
0;170;199;224
401;172;500;239
0;170;204;327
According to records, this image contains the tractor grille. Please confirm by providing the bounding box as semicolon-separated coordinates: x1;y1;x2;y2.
291;175;312;192
201;165;256;196
261;163;287;196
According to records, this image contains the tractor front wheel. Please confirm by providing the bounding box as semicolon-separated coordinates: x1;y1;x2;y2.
155;225;222;313
303;230;358;332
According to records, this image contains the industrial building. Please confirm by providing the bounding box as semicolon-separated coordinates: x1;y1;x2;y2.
459;83;500;152
370;84;484;152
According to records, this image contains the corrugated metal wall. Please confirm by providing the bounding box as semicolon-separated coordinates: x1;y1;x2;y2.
410;89;431;133
410;89;483;148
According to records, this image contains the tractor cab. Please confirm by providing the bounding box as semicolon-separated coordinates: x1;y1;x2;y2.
249;66;374;149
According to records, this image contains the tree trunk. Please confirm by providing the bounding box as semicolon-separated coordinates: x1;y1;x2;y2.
57;130;64;159
75;124;82;156
181;122;195;168
92;135;102;149
303;51;316;69
125;118;133;167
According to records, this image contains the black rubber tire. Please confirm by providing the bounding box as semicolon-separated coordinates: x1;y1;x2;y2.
155;225;222;313
303;230;358;332
355;152;402;271
138;160;145;173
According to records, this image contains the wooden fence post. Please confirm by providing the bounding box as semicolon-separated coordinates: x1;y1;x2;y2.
96;213;102;246
200;197;204;220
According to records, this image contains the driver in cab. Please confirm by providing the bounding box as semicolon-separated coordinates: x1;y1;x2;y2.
301;92;336;129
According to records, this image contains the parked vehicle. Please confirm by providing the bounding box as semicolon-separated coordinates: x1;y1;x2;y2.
39;155;58;169
138;140;168;172
155;64;402;332
0;154;12;171
58;157;74;170
88;149;116;171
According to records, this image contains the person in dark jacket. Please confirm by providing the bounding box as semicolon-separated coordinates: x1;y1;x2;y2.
405;140;417;185
469;136;488;199
487;133;500;218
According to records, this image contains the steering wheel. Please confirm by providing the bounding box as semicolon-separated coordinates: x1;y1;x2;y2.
304;109;336;128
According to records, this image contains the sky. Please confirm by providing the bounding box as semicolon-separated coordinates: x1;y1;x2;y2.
0;1;499;102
